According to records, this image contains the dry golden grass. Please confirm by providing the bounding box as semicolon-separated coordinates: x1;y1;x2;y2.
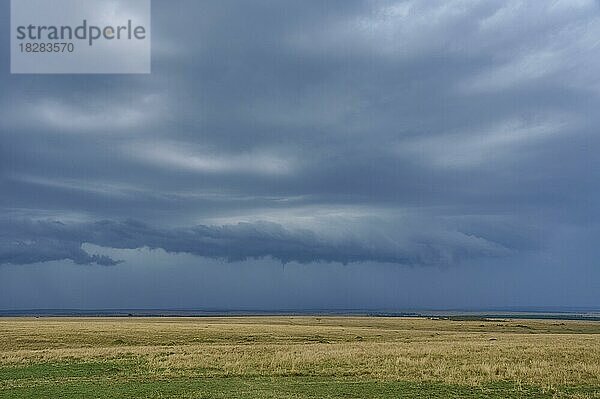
1;316;599;389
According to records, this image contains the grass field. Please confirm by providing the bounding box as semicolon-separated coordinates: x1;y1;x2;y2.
0;317;599;398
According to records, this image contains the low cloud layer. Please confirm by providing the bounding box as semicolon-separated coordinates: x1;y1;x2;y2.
0;218;511;267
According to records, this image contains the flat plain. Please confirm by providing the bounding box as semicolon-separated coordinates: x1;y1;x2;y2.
0;316;599;398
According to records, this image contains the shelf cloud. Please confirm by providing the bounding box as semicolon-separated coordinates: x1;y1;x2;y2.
0;218;513;267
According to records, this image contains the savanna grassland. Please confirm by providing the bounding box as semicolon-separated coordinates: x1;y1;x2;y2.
0;317;599;398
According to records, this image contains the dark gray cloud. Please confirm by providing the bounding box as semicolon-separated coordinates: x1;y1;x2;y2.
0;217;512;266
1;1;599;308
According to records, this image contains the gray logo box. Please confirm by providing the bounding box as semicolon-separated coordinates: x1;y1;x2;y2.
11;0;151;74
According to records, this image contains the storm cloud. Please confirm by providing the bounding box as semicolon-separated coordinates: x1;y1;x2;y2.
0;217;511;266
1;1;599;309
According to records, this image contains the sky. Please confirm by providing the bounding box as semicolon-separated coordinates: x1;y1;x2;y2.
1;0;599;311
